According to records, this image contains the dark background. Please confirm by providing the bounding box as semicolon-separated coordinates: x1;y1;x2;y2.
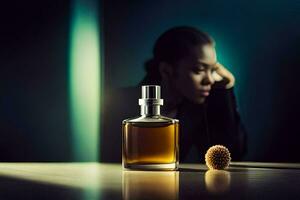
1;0;71;161
1;0;300;162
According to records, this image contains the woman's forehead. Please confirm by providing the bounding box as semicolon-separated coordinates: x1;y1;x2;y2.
185;44;217;65
193;44;217;65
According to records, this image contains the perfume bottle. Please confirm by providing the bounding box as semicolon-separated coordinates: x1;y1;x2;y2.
122;85;179;170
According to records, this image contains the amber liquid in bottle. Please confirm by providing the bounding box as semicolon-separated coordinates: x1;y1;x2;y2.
123;118;179;170
122;85;179;170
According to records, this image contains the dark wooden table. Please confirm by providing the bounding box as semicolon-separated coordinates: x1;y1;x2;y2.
0;162;299;199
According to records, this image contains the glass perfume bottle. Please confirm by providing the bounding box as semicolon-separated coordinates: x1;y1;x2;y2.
122;85;179;170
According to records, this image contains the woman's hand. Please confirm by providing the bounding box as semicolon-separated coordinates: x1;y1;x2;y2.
212;62;235;89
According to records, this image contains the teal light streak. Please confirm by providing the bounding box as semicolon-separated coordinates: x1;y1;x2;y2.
69;0;101;161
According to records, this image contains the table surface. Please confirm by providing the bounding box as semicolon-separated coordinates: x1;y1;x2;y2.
0;162;299;199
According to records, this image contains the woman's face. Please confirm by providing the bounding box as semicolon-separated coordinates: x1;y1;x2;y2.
172;44;218;104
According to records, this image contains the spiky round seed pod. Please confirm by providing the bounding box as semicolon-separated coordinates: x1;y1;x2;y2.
205;145;231;170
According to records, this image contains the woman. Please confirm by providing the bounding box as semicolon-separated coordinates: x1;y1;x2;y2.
101;26;247;162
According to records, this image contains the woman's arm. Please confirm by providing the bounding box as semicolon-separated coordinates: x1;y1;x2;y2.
206;63;247;160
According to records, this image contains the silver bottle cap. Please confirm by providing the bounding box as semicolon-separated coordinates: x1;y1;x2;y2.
142;85;160;99
139;85;163;106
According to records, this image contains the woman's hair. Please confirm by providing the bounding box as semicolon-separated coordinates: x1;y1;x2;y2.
140;26;214;85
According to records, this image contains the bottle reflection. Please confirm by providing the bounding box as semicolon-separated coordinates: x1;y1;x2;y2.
205;170;231;195
122;171;179;200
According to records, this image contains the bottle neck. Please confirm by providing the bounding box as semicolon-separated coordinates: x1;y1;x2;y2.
140;105;161;116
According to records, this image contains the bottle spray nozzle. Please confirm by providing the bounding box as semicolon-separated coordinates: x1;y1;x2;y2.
139;85;163;116
141;85;161;99
139;85;163;106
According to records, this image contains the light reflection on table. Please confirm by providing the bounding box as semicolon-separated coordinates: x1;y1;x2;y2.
122;171;178;200
205;170;231;194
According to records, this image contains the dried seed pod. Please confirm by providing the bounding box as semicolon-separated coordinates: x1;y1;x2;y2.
205;145;231;170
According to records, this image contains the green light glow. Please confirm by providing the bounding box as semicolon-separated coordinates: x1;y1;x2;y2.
69;0;101;161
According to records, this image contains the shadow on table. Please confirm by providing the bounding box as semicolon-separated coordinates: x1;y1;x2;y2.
179;167;249;173
0;175;121;200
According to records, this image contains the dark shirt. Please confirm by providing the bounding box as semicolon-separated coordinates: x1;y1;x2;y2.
100;86;247;163
177;88;247;162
